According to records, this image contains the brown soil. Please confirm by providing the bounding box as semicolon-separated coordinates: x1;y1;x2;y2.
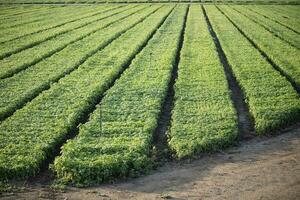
1;125;300;200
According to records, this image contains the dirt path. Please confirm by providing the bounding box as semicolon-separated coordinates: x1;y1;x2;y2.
1;125;300;200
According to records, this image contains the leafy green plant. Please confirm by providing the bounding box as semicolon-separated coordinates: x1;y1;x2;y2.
53;5;187;185
0;5;154;120
0;5;173;180
169;5;238;159
206;5;300;134
0;5;129;79
219;5;300;90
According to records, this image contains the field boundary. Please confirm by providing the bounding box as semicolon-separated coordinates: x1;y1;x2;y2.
1;122;299;197
0;1;300;5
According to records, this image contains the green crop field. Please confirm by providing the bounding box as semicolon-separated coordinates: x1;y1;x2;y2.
0;2;299;187
1;0;300;4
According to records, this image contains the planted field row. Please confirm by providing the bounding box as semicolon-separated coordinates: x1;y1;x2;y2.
0;6;86;27
0;4;299;185
0;6;51;19
0;4;174;180
229;5;300;49
169;5;237;159
217;5;300;90
268;5;300;19
54;5;187;185
242;5;300;34
0;6;56;22
0;5;126;59
0;5;154;121
205;5;300;134
0;6;98;30
0;5;135;79
0;6;107;43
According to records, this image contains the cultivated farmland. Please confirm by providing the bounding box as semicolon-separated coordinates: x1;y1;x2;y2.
0;2;299;197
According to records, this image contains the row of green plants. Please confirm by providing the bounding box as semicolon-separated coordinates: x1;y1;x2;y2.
230;5;300;49
0;6;94;29
245;5;300;34
0;5;173;180
0;5;138;79
205;5;300;134
266;5;300;20
218;5;300;90
0;4;298;185
0;6;52;19
0;5;36;14
0;6;60;27
0;5;155;120
0;5;102;43
169;5;238;159
0;4;124;59
53;5;187;185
